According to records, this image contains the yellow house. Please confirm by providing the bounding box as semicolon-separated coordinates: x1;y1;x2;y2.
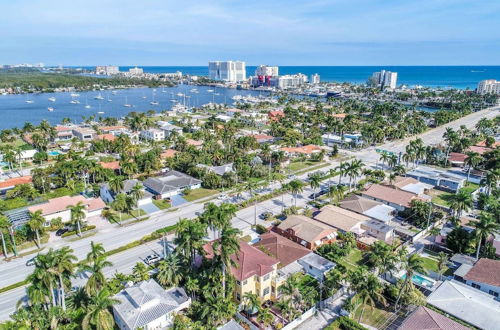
204;241;280;302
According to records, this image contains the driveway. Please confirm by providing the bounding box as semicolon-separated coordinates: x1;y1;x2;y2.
140;203;161;214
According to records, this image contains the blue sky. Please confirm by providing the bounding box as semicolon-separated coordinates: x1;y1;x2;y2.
1;0;499;66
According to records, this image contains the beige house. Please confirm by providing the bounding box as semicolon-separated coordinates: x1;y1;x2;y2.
274;215;336;250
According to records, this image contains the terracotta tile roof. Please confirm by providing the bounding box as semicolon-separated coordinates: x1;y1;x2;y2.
268;110;285;121
186;139;203;147
55;125;74;132
391;176;420;189
99;161;121;170
0;176;32;189
97;134;116;142
101;125;127;132
281;145;322;155
314;205;369;232
160;149;178;158
249;134;274;141
87;197;106;212
476;140;500;148
398;306;469;330
467;145;491;155
448;152;467;163
277;215;336;243
204;241;278;281
331;113;347;119
362;184;418;208
463;258;500;287
254;232;310;267
28;195;87;216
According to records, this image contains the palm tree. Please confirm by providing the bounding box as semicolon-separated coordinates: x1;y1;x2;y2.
86;241;106;264
51;246;77;310
101;208;120;226
243;292;261;316
436;252;448;281
82;289;119;330
288;179;303;208
335;161;348;185
111;193;128;222
68;202;86;236
472;213;500;260
28;210;45;247
257;307;274;327
346;159;364;190
308;172;322;201
108;176;124;194
156;253;183;287
464;152;482;184
213;224;241;297
132;262;150;282
394;253;427;311
0;215;10;258
367;241;397;278
448;188;473;217
174;218;207;267
129;182;144;203
82;256;113;296
355;274;387;322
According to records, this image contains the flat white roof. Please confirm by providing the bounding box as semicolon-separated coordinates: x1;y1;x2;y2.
363;204;395;223
427;280;500;329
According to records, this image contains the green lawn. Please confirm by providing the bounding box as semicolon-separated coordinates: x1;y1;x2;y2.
421;257;453;276
352;302;393;329
152;199;171;210
116;209;147;221
287;160;321;172
183;188;218;202
431;183;479;207
339;249;365;271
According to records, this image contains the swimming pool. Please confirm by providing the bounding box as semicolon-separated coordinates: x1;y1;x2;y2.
48;150;61;156
401;273;435;288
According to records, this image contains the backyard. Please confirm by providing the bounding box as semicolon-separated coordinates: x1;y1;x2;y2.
338;248;366;271
352;302;394;329
431;183;479;207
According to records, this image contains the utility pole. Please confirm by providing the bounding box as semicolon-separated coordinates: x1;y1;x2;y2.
426;202;433;229
9;227;18;257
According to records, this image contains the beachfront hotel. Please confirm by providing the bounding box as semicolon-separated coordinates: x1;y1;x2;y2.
208;60;246;82
477;79;500;95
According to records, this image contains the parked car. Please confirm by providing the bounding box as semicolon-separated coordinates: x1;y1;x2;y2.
259;212;273;220
144;254;161;265
56;228;69;236
26;256;37;266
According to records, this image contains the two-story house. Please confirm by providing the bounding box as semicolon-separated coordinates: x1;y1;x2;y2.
453;258;500;298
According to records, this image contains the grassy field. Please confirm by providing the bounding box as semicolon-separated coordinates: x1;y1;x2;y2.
152;199;171;210
421;256;453;276
183;188;218;202
352;302;394;329
431;182;479;207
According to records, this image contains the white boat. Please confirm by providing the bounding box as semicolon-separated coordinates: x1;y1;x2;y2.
111;91;117;95
94;93;104;100
171;103;188;112
97;111;105;114
47;107;54;112
190;88;198;92
48;97;56;102
123;96;132;107
70;100;80;104
84;97;91;108
176;92;184;97
170;99;178;103
162;88;167;93
25;100;34;104
207;89;214;92
70;93;80;97
150;93;159;105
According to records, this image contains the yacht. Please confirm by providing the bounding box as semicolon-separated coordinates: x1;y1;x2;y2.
123;96;132;107
70;99;80;104
25;100;34;104
84;97;91;108
94;93;104;100
207;89;214;92
97;111;105;114
70;93;80;97
171;103;188;112
190;88;198;92
48;97;56;102
47;107;54;112
176;92;184;97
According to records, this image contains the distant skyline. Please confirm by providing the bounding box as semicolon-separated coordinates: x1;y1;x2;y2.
1;0;499;66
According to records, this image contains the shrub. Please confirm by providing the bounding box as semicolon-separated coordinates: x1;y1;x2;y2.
61;225;96;237
255;224;268;234
327;316;367;330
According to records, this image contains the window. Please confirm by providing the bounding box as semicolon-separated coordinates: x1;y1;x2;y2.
471;283;481;290
236;280;241;286
236;293;241;301
242;280;248;285
489;290;499;297
263;287;270;296
263;274;270;281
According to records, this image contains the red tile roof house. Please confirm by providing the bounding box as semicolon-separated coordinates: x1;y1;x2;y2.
0;176;32;195
267;110;285;122
398;306;469;330
160;149;178;159
453;258;500;298
204;241;279;302
99;161;121;172
273;215;337;250
280;145;322;157
27;195;106;225
361;184;420;212
448;152;467;167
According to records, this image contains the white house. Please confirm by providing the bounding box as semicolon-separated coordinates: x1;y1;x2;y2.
143;171;202;199
112;280;191;330
453;258;500;298
100;179;153;206
140;128;165;142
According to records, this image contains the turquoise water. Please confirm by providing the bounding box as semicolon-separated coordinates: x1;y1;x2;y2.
401;273;435;288
48;150;61;156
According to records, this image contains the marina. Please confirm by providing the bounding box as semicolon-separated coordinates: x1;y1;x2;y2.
0;85;267;129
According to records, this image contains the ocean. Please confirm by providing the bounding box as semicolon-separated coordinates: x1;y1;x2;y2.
113;66;500;90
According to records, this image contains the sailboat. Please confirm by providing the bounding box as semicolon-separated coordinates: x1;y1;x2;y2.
150;92;159;105
162;87;167;93
48;97;56;102
25;94;34;104
123;96;132;107
94;93;104;100
84;97;91;109
47;107;54;112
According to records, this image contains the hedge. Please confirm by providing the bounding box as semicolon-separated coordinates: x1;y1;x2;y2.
0;280;28;294
61;225;97;238
326;316;367;330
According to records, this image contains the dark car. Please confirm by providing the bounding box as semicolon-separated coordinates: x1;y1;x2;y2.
26;257;37;266
56;228;69;236
259;212;273;220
